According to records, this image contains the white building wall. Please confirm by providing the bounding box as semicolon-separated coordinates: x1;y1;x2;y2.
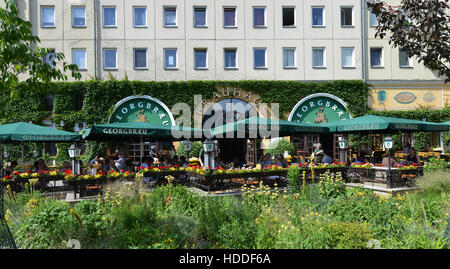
15;0;364;82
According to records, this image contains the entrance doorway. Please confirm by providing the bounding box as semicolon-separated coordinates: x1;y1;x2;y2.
202;98;259;165
217;139;247;164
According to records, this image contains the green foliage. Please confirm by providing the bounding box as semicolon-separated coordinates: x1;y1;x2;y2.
318;171;346;199
287;165;302;192
424;157;449;173
176;141;203;159
327;221;374;249
265;138;295;156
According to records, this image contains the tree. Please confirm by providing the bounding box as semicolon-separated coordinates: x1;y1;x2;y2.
0;0;81;97
367;0;450;82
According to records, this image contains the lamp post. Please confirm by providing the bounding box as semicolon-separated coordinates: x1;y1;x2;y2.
68;144;81;175
338;136;349;164
203;139;215;169
184;140;192;163
2;150;8;177
384;136;394;188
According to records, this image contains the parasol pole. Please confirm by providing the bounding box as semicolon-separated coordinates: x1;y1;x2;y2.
21;142;24;168
140;135;144;164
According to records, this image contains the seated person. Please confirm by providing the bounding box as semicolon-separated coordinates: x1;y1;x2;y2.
4;161;18;176
322;152;334;165
382;151;399;167
179;156;188;168
140;157;150;168
232;157;244;168
406;147;421;165
355;153;369;163
60;161;72;173
260;153;273;168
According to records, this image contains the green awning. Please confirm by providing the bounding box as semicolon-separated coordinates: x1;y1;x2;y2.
0;122;81;143
211;117;329;138
320;115;449;133
81;122;208;142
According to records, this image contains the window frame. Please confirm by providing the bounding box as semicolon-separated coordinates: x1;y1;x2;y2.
133;48;148;70
311;6;325;27
370;47;384;68
282;6;296;28
340;6;354;27
341;47;355;68
253;47;267;69
369;10;378;27
164;48;178;70
103;48;118;70
40;6;56;28
71;6;86;28
194;48;208;70
72;48;87;71
312;47;326;69
133;6;148;28
399;48;413;68
193;6;207;28
102;6;117;28
253;6;267;28
43;49;56;69
224;48;238;69
223;6;237;28
282;47;297;69
163;6;178;28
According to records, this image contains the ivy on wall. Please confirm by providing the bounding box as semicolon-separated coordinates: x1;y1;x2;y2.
2;78;448;159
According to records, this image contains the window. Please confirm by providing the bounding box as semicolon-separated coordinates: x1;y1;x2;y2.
41;6;55;27
43;49;56;68
194;7;207;27
282;7;295;27
194;49;207;69
369;10;378;27
399;49;413;67
253;7;266;27
223;7;236;27
164;7;177;27
103;6;116;27
164;49;177;69
72;6;86;27
370;48;383;67
312;48;325;68
341;47;355;68
133;7;147;27
134;48;147;69
104;49;117;69
283;48;296;68
72;49;87;70
253;48;266;69
341;7;353;26
224;48;237;69
312;7;324;27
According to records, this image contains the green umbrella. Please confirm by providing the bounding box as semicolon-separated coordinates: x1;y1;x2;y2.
211;117;329;138
0;122;81;143
320;115;448;133
81;122;208;142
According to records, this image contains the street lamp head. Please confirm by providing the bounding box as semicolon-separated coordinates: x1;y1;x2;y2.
68;144;81;158
184;140;192;152
33;149;40;158
384;136;394;150
3;150;9;159
338;136;349;150
203;139;215;153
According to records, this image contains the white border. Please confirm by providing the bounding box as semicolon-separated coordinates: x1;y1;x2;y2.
108;95;176;125
288;93;352;122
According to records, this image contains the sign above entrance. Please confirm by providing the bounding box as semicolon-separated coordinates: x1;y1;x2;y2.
288;93;351;124
108;95;175;126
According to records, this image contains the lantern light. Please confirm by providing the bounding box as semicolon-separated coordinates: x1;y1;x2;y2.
68;144;81;158
384;136;394;150
338;136;349;150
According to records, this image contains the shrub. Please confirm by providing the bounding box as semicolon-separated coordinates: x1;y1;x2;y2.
264;138;295;156
318;171;346;199
327;221;374;249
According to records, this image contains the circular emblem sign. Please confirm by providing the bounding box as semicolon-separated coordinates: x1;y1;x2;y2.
288;93;351;124
109;96;175;126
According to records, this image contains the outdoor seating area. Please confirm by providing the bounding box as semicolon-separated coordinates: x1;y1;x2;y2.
1;115;448;200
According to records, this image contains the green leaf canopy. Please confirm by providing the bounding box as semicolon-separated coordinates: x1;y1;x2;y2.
81;122;208;142
321;115;448;133
211;117;329;139
0;122;81;143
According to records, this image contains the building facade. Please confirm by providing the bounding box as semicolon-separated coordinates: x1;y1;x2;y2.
2;0;449;162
